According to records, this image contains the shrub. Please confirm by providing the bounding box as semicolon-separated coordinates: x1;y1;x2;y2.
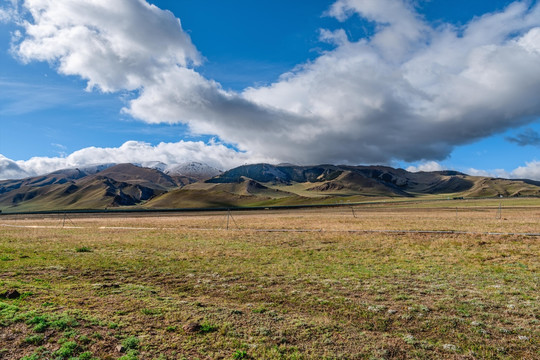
122;336;140;350
27;315;49;333
78;351;94;360
33;322;49;333
51;315;78;330
53;341;79;358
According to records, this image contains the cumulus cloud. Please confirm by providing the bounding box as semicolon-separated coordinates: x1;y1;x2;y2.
506;128;540;146
327;0;428;60
8;0;540;165
4;144;539;182
0;155;30;179
0;140;275;180
406;161;444;173
13;0;200;92
510;160;540;180
466;168;510;178
467;163;540;181
466;168;492;177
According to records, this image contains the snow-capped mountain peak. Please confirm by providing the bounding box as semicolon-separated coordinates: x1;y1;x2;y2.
165;161;222;180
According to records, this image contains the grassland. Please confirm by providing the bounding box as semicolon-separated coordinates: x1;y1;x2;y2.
0;199;538;359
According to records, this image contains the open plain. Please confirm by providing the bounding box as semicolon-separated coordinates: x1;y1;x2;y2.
0;198;538;359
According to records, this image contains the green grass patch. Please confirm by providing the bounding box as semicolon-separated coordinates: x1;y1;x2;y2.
24;334;44;345
199;321;218;334
53;341;79;358
122;336;140;350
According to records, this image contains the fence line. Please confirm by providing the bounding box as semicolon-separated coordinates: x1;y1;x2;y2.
188;228;540;236
2;223;539;237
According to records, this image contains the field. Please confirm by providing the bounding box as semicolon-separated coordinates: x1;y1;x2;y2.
0;199;538;359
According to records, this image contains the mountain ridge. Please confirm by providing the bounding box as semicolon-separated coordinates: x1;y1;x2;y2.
1;162;539;212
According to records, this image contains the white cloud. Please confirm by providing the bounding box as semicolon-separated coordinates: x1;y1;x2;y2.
14;0;200;92
406;161;444;173
319;28;349;46
0;9;8;22
4;143;539;183
510;160;540;180
8;0;540;166
0;0;19;23
466;168;510;178
0;140;275;180
466;168;492;177
326;0;428;60
466;164;540;181
0;155;29;179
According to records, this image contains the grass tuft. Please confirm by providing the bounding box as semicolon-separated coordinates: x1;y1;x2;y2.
24;334;44;345
53;340;79;358
122;336;140;350
199;321;218;334
233;349;248;359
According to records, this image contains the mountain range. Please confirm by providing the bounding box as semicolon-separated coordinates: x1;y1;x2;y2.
1;162;539;213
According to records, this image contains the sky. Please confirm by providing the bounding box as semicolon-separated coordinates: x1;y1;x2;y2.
0;0;540;180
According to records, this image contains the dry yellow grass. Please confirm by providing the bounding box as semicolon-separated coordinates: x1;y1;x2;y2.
0;199;538;359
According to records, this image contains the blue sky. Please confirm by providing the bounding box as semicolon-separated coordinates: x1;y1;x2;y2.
0;0;539;179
